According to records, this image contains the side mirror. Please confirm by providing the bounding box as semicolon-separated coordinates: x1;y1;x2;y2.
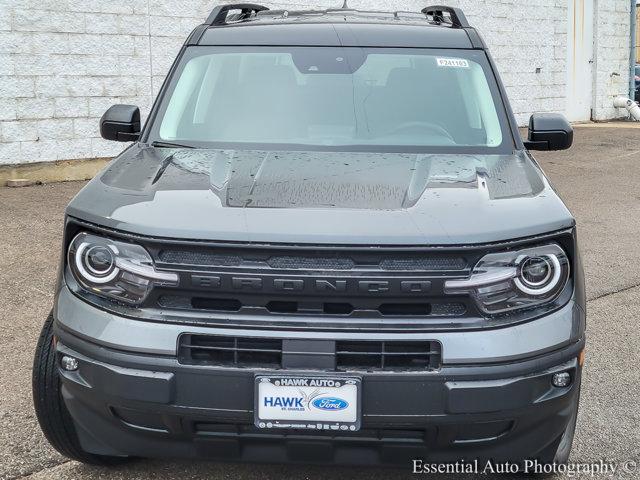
100;104;141;142
524;113;573;151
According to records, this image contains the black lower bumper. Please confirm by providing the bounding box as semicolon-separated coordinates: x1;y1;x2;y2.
55;327;583;466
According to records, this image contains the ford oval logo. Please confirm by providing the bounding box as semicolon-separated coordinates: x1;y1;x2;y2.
312;397;349;411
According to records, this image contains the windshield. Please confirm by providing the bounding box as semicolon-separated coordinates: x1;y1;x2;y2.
148;47;512;153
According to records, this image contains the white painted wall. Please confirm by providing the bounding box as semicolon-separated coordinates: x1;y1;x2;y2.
566;0;595;122
0;0;633;166
592;0;633;121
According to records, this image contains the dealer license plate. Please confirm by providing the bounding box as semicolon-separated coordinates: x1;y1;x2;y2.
255;376;361;431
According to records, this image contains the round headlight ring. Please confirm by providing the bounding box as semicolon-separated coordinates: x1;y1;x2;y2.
514;253;562;296
520;256;552;287
74;241;120;284
84;245;115;275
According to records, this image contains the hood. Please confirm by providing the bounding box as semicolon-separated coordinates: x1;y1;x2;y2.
67;145;574;245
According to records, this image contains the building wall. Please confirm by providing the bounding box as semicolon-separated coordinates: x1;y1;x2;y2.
636;7;640;62
0;0;633;166
592;0;632;121
454;0;568;125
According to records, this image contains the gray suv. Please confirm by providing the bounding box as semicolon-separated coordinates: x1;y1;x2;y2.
33;4;584;469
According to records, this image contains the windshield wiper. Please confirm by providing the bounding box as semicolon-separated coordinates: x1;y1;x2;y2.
150;140;195;149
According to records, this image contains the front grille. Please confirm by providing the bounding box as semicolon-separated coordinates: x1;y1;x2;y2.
147;243;475;328
179;335;282;367
194;422;430;443
267;256;355;270
336;341;442;370
178;334;442;371
158;249;466;271
159;294;464;318
379;257;466;271
158;250;242;266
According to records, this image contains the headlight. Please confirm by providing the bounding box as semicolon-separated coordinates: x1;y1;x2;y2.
68;232;178;305
444;243;570;315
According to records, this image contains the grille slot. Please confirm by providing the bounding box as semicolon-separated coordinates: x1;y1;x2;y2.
378;303;431;316
159;295;455;317
323;302;354;315
379;257;467;271
266;301;298;313
191;297;242;312
336;341;442;371
267;256;355;270
159;250;242;266
179;335;283;367
194;422;429;442
179;335;442;371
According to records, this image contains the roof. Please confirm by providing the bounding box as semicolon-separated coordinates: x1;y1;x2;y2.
187;6;482;49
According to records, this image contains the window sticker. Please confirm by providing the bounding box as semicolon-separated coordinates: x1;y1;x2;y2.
436;58;470;68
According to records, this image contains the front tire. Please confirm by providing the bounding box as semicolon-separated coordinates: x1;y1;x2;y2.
32;311;128;465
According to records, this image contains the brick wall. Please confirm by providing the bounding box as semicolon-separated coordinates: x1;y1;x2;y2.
592;0;632;121
0;0;216;165
450;0;569;125
0;0;633;166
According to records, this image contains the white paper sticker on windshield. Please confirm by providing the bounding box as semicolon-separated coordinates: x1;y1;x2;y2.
436;58;470;68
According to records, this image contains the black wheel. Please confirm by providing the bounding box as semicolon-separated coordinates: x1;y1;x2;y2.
32;311;128;465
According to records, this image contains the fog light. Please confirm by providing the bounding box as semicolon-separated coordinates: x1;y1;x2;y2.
552;371;571;388
61;355;79;371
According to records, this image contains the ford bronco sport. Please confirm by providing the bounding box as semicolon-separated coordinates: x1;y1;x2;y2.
33;4;584;468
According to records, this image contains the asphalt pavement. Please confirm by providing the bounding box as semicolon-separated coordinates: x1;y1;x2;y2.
1;124;639;479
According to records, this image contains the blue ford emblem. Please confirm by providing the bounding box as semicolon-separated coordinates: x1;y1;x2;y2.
312;397;349;411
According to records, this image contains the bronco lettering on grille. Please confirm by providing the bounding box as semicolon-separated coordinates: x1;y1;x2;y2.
189;274;432;294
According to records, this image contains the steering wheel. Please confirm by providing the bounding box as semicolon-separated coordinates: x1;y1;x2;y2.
385;121;454;141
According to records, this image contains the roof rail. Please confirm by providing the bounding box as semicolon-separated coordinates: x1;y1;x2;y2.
206;3;269;25
421;5;469;28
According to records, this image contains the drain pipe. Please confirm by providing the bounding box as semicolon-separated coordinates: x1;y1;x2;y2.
616;1;640;119
614;96;640;119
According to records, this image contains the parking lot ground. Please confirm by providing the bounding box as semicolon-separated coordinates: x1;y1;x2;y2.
1;124;640;479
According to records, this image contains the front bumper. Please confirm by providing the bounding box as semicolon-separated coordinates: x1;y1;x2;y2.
54;327;583;466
